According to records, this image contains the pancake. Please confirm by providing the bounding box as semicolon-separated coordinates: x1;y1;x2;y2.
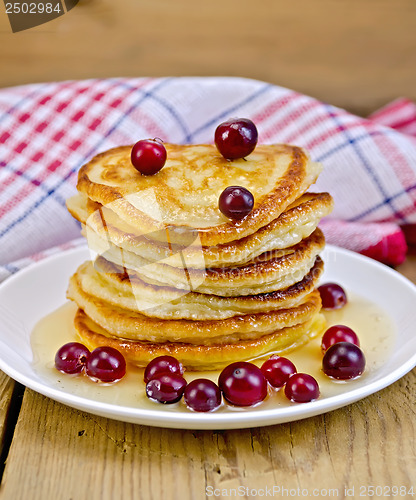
67;272;322;344
76;143;323;246
74;256;323;320
85;227;325;296
66;140;332;371
74;308;326;370
67;191;333;269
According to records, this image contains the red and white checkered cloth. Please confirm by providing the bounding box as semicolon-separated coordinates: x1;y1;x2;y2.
1;78;416;282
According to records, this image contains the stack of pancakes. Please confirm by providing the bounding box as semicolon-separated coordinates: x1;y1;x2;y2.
66;143;333;370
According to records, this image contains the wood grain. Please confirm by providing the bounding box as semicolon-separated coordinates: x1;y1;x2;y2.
0;373;15;465
397;255;416;284
0;369;414;500
0;0;416;114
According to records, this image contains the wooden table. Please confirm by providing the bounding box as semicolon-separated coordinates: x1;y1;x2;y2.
0;257;415;499
1;0;416;497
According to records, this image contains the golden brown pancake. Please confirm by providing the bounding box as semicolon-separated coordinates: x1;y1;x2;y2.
66;141;331;371
67;272;322;344
75;143;323;246
66;191;333;269
73;257;323;320
84;228;325;296
74;308;326;370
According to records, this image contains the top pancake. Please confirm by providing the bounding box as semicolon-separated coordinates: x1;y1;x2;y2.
76;143;323;246
67;191;333;269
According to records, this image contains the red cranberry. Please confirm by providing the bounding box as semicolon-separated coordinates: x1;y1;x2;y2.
318;283;347;309
260;355;297;389
131;138;167;175
218;362;268;406
322;342;366;380
184;379;222;412
144;355;184;383
284;373;320;403
146;373;187;404
55;342;90;374
321;325;360;352
219;186;254;220
215;118;258;159
85;346;126;383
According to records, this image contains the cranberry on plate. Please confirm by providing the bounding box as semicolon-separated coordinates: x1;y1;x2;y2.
321;325;360;352
218;361;268;406
260;355;297;389
85;346;126;383
184;379;222;412
284;373;320;403
55;342;90;374
318;283;347;310
146;373;187;404
144;355;184;383
322;342;366;380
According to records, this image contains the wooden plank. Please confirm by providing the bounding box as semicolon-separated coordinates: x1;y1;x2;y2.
397;255;416;284
0;368;415;500
0;373;16;464
0;0;416;114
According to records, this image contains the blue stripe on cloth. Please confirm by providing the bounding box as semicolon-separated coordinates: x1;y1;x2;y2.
118;79;193;143
349;182;416;221
0;78;171;240
316;130;389;162
323;105;406;222
0;161;67;207
188;83;272;141
2;263;20;274
316;124;410;223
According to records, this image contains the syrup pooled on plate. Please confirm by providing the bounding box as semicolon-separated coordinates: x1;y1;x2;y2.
31;291;395;414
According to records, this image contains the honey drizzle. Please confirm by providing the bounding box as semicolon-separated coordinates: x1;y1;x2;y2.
30;293;396;413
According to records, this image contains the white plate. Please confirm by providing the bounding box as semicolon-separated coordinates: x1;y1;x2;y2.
0;245;415;429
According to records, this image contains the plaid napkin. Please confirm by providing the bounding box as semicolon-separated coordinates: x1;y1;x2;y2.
1;77;416;282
